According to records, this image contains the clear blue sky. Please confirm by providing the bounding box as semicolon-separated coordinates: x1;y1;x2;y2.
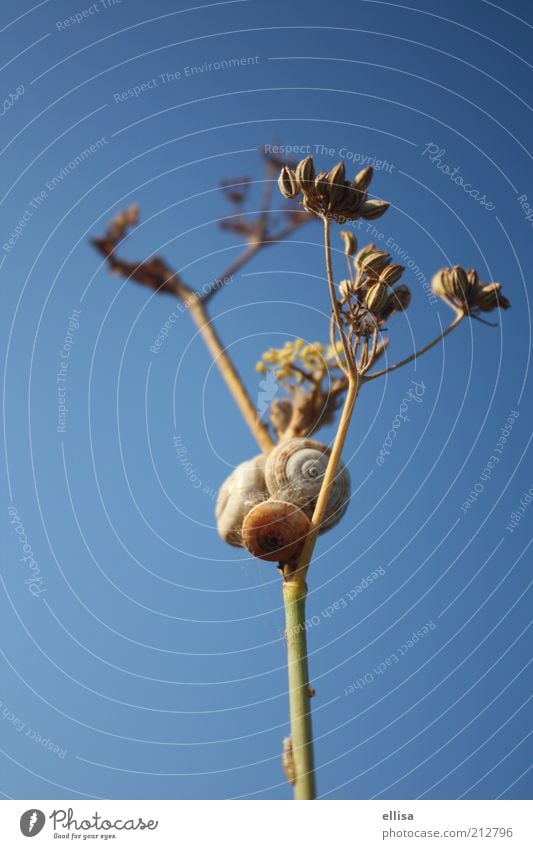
1;0;531;800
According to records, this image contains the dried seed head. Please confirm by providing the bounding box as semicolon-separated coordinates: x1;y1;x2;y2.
432;264;510;315
278;156;389;223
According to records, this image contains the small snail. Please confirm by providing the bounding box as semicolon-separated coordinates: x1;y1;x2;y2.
215;439;350;562
241;499;311;562
215;455;268;547
265;437;350;532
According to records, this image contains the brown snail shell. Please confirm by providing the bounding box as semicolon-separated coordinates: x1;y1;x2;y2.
215;455;268;547
265;437;350;532
241;499;311;562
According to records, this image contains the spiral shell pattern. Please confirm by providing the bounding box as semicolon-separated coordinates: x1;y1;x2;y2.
215;455;268;547
241;499;311;562
265;437;350;532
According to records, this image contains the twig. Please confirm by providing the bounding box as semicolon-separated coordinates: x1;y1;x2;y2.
186;293;275;453
363;311;464;382
200;217;307;304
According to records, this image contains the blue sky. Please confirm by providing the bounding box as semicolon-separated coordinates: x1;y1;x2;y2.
1;0;531;800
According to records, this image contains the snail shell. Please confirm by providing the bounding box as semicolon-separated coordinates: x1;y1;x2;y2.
215;455;268;547
265;437;350;532
241;499;311;562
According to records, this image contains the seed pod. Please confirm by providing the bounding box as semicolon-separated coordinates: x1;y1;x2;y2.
365;283;389;314
339;278;356;300
340;230;358;256
328;162;347;203
379;264;404;286
295;156;315;191
278;166;300;199
466;268;480;290
355;243;377;267
474;283;510;312
360;250;390;275
359;199;390;220
431;269;451;300
389;284;411;312
352;166;373;192
241;499;311;562
451;265;470;301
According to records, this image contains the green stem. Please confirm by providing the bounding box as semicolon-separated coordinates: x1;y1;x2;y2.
281;375;359;800
283;579;316;800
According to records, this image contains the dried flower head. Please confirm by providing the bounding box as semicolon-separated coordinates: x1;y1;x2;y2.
338;236;411;336
431;265;511;315
278;156;390;223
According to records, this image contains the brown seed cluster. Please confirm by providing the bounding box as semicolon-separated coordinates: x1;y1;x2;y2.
278;156;390;222
339;241;411;332
431;266;511;315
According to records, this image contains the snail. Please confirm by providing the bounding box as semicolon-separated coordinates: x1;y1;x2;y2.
265;437;350;532
241;499;311;562
215;438;350;562
215;455;268;547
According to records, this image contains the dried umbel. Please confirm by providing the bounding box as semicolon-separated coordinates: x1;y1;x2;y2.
431;265;511;315
339;241;411;336
265;437;350;532
215;455;268;546
278;156;389;223
241;499;311;562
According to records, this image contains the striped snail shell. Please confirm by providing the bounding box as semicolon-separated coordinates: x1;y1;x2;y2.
241;499;311;562
265;437;350;532
215;455;268;547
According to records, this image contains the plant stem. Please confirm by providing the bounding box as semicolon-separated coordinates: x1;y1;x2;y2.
323;217;353;374
281;374;359;799
283;577;316;800
187;295;275;453
364;312;464;382
296;375;359;587
200;219;307;304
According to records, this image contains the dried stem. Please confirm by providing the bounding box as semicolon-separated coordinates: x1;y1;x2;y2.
364;311;464;382
186;293;275;453
323;217;354;377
